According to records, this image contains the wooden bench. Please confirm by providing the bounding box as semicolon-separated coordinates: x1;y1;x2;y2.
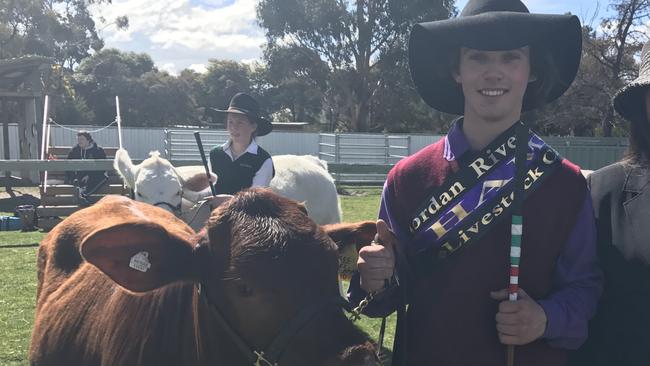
38;146;129;231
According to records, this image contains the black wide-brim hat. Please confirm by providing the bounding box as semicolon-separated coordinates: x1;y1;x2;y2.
209;92;273;136
613;41;650;123
409;0;582;115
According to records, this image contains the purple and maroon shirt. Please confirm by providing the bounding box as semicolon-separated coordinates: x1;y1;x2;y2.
349;120;603;358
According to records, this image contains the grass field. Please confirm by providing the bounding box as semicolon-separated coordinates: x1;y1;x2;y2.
0;186;395;365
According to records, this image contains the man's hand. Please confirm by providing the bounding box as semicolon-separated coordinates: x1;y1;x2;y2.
357;219;396;293
490;288;547;345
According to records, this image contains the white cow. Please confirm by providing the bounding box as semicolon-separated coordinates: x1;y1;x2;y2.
113;150;217;215
270;154;342;225
114;149;342;226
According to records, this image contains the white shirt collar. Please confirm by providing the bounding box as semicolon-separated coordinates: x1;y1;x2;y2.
222;139;259;159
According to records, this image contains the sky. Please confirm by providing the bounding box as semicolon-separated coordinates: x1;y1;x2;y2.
89;0;613;75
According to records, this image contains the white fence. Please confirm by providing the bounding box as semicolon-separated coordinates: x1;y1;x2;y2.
0;124;629;175
318;134;412;164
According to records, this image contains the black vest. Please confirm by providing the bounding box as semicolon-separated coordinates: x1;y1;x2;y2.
209;145;274;195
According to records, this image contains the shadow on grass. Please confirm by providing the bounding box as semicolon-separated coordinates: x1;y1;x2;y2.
0;243;39;248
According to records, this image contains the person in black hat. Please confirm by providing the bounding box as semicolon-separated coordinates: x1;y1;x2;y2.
572;41;650;366
208;92;275;196
349;1;603;365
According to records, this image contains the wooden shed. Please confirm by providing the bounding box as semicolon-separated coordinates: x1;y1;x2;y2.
0;56;52;185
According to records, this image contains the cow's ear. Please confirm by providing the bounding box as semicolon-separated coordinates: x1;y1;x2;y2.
113;148;137;188
322;221;376;280
81;223;200;292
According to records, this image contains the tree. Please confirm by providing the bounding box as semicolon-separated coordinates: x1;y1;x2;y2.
527;3;648;137
257;0;454;131
71;49;202;127
73;49;155;125
0;0;129;129
588;0;650;136
0;0;128;70
197;60;254;125
525;26;618;136
260;45;329;123
131;70;201;127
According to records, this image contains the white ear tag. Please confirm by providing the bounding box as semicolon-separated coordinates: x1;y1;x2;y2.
129;251;151;273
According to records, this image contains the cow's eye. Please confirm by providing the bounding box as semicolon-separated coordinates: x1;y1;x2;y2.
175;192;181;197
137;192;144;198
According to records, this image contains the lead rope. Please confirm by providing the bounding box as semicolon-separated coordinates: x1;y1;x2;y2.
349;282;391;364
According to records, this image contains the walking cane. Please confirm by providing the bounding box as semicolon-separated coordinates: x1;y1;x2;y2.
506;122;530;366
194;131;217;197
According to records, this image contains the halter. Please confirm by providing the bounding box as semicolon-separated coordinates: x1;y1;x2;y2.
194;243;351;366
147;189;184;216
153;200;183;216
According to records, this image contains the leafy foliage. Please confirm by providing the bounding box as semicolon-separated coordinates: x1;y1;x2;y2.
257;0;455;131
2;0;649;136
0;0;127;69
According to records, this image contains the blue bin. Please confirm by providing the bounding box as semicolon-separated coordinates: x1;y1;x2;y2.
0;216;22;231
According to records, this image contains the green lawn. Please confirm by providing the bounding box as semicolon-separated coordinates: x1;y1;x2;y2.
0;186;395;365
0;245;39;366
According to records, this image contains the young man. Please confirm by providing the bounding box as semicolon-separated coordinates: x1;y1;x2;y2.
349;1;603;365
572;41;650;366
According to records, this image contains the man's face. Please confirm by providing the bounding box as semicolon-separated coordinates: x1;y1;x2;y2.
77;135;90;149
227;113;257;143
454;47;532;124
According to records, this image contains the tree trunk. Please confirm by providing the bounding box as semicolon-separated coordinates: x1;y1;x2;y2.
601;103;614;137
355;96;370;132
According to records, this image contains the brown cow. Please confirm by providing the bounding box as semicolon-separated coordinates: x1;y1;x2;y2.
30;189;379;366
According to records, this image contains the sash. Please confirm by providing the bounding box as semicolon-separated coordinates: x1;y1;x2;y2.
408;122;562;263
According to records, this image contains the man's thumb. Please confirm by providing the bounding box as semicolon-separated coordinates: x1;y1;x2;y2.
376;219;395;249
490;289;509;300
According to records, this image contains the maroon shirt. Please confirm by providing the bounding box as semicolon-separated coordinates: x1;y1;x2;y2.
350;122;602;365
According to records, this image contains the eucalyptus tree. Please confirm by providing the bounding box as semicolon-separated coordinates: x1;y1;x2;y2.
257;0;454;131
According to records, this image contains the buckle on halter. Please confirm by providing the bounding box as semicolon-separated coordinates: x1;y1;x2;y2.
253;350;277;366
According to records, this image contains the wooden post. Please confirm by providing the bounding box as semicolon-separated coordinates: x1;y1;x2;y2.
335;134;340;164
115;96;123;149
40;96;50;193
40;95;49;160
1;99;13;195
20;98;40;183
407;135;412;156
384;135;390;164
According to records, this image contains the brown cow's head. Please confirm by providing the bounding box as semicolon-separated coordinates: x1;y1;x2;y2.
81;190;378;365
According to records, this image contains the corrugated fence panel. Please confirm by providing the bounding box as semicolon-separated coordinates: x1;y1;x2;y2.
543;137;628;170
258;131;319;155
49;125;166;159
411;135;444;154
164;129;320;160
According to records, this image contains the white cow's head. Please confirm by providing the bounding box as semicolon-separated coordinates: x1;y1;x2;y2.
114;149;215;215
